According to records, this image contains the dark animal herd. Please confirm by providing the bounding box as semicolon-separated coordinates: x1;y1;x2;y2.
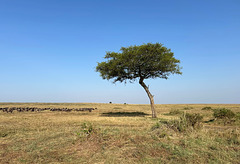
0;107;97;113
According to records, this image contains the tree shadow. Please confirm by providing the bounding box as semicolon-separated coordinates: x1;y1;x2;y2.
101;111;149;117
204;119;215;123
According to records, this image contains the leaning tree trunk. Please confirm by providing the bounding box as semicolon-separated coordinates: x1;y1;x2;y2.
139;78;157;118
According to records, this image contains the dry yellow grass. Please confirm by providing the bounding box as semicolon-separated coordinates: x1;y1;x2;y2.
0;103;240;163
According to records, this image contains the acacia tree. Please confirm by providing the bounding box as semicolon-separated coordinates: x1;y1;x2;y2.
96;43;182;118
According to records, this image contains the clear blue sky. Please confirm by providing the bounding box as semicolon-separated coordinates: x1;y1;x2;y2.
0;0;239;104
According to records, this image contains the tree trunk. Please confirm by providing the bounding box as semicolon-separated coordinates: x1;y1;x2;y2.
139;78;157;118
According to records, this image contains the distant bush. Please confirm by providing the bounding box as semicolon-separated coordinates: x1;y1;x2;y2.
213;108;235;120
167;109;183;115
109;102;112;104
201;107;212;110
183;107;193;110
113;107;122;109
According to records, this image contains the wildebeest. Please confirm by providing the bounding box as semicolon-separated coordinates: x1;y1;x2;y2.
0;107;97;113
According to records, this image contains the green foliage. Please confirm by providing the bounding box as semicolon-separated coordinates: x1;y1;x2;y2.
76;122;95;137
96;43;182;83
213;108;235;120
235;112;240;120
201;106;212;110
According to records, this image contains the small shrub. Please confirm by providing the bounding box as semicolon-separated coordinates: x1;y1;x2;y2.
164;113;203;132
76;122;95;138
235;112;240;120
185;113;203;128
109;102;112;104
166;119;187;132
213;108;235;120
202;107;212;110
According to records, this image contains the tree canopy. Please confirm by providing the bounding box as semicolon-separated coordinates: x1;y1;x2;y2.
96;43;182;118
96;43;182;83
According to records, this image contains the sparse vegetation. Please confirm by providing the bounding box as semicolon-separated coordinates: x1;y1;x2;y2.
76;122;95;137
236;112;240;120
202;106;212;110
182;107;193;110
0;103;239;163
165;109;183;115
161;113;203;132
113;107;122;110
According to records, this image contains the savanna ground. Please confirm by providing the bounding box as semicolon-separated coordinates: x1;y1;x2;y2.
0;103;239;164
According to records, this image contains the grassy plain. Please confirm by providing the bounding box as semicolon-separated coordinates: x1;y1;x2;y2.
0;103;240;163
